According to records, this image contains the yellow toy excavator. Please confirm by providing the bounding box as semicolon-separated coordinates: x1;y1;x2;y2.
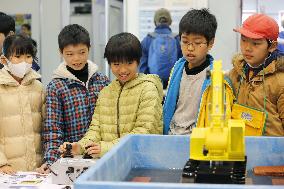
182;60;247;184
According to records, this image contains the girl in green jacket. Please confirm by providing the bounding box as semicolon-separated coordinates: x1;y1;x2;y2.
60;32;163;158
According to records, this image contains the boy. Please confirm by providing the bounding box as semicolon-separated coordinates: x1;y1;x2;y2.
21;23;31;37
60;32;163;158
229;14;284;136
39;24;109;172
163;8;217;135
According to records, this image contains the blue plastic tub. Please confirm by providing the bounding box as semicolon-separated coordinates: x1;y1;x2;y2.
75;135;284;189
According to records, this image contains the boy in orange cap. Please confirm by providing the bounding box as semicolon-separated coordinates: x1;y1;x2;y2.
229;14;284;136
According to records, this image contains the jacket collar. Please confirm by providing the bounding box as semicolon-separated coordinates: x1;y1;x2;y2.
154;24;172;34
232;52;284;81
0;67;41;86
52;60;98;82
112;73;162;94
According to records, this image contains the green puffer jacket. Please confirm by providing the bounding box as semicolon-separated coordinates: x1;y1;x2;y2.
78;74;163;157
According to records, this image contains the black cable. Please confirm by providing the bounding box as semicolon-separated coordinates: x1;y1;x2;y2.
46;164;58;176
66;173;74;182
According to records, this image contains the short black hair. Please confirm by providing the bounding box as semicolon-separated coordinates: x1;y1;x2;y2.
22;23;31;31
58;24;90;52
179;8;217;42
2;34;37;61
104;32;142;64
0;12;15;36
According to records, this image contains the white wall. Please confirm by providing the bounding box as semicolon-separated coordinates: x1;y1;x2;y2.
125;0;139;38
209;0;241;70
243;0;284;27
92;2;105;73
40;0;62;86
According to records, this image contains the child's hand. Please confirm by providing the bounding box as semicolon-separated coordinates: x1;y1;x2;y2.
59;142;81;156
0;165;16;175
35;163;50;174
85;142;101;158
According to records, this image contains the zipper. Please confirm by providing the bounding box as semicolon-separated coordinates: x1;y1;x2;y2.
116;85;124;138
76;80;91;120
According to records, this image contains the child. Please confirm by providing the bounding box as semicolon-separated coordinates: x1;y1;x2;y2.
229;14;284;136
163;8;217;135
139;8;182;89
0;35;44;174
39;24;109;171
60;32;163;158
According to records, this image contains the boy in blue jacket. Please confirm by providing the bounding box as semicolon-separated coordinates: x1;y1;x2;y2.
163;8;217;135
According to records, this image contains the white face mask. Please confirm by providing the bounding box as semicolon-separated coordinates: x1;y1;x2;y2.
7;60;32;78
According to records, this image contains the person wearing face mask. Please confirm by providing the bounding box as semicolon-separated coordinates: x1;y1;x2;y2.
0;34;45;174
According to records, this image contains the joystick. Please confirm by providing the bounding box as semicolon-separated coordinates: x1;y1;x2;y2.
82;146;92;159
62;144;74;158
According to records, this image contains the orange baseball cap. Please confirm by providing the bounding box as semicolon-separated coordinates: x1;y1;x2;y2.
234;14;279;41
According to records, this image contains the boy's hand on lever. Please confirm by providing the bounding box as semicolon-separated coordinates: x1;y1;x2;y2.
85;142;101;158
59;142;81;156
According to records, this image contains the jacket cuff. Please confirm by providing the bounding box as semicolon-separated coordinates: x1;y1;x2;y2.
77;140;86;155
0;153;8;167
99;141;109;158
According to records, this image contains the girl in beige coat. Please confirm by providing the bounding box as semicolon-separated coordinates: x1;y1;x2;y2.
0;35;45;174
61;32;163;158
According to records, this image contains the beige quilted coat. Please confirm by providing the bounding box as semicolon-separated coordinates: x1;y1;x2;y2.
0;68;45;171
78;74;163;157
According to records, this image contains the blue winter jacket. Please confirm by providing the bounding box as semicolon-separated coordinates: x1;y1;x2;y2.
163;55;214;135
278;31;284;55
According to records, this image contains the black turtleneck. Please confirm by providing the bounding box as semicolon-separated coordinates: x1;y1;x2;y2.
184;56;210;75
67;63;88;83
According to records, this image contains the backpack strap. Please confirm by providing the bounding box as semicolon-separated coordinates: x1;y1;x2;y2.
148;32;157;38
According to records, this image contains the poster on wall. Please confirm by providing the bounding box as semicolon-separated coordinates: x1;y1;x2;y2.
10;14;32;36
138;0;208;39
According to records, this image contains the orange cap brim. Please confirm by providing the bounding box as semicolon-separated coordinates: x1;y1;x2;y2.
233;28;264;39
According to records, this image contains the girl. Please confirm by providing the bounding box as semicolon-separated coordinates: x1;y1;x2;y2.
0;35;45;174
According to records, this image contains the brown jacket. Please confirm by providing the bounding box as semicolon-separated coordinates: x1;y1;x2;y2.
0;68;45;171
228;54;284;136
